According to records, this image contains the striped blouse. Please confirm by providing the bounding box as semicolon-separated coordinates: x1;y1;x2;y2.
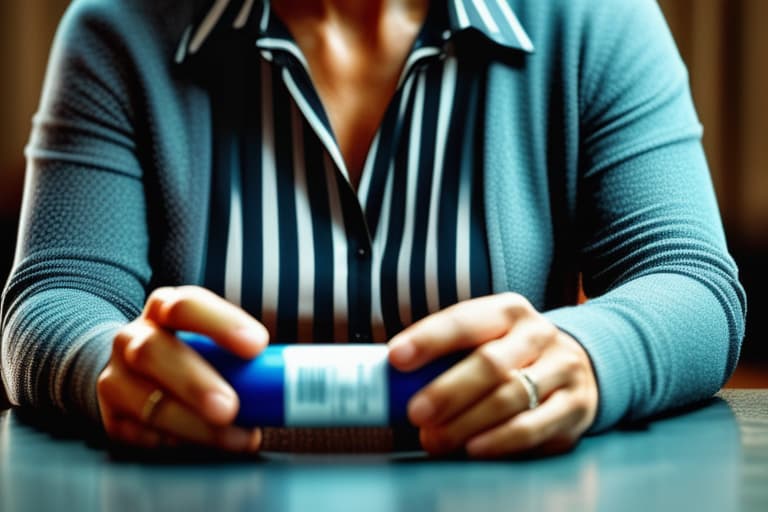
177;0;534;343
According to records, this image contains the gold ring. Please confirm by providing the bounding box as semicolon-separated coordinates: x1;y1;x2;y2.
511;369;539;410
140;389;165;424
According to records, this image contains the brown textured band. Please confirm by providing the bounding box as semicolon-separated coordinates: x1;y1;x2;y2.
261;427;421;453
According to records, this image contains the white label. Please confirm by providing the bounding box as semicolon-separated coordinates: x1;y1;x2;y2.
283;345;389;426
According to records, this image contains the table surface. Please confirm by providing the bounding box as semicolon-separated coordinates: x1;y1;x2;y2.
1;389;766;512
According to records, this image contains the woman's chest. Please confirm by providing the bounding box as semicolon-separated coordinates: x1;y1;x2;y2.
201;54;496;342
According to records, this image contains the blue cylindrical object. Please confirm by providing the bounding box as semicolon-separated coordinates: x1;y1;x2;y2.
179;332;462;427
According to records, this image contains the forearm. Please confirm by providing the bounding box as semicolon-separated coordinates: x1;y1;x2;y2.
545;271;743;433
2;287;127;422
551;0;748;432
1;171;150;422
0;1;157;421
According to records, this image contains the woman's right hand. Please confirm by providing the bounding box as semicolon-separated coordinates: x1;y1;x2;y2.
97;286;269;452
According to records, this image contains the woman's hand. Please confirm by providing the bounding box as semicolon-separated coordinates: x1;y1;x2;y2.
388;293;598;458
97;286;268;452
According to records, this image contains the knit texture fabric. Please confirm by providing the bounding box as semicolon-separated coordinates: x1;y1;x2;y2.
1;0;746;435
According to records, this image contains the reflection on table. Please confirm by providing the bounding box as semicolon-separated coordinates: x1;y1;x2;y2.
1;390;766;512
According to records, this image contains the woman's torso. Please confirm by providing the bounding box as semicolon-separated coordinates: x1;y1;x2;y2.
193;1;503;342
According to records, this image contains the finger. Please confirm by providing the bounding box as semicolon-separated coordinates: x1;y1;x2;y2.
531;437;580;457
465;390;583;458
105;416;164;448
407;320;543;426
105;416;183;449
419;349;574;454
100;362;260;452
118;322;240;425
150;395;262;453
408;317;565;427
99;367;171;448
388;293;538;371
144;286;268;358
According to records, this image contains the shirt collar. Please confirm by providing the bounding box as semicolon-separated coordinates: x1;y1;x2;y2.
175;0;264;64
446;0;534;52
175;0;534;64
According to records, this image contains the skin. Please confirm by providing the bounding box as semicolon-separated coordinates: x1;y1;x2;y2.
388;293;598;458
98;286;266;451
97;0;599;457
271;0;430;188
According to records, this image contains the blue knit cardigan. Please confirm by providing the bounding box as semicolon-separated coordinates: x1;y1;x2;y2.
1;0;746;433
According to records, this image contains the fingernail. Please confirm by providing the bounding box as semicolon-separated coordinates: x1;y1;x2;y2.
223;428;252;451
204;391;237;422
235;327;268;349
389;339;415;365
409;394;435;425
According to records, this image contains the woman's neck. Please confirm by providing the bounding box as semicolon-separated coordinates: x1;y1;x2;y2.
287;0;390;22
269;0;430;184
272;0;428;42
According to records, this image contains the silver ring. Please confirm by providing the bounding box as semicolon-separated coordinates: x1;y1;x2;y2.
140;389;165;424
511;369;539;410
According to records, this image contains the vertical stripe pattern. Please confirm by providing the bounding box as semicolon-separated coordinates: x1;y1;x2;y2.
259;58;280;336
196;1;525;342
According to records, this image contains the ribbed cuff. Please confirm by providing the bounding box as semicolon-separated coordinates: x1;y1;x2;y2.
64;323;121;427
543;305;635;433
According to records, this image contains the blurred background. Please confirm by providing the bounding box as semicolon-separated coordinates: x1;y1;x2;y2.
0;1;766;385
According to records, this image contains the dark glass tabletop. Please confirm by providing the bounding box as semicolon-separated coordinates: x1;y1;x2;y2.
1;390;766;512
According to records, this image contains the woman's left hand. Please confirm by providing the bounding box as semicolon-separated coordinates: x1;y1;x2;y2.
388;293;598;458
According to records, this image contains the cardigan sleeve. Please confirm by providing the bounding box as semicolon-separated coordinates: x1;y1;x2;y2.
0;1;152;422
544;0;746;432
